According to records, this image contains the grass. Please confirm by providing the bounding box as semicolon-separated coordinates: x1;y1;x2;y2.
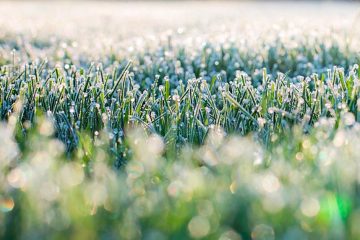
1;3;360;239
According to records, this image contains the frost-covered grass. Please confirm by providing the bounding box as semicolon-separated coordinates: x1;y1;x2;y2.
1;2;360;240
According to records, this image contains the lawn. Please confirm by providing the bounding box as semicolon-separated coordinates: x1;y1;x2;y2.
1;1;360;239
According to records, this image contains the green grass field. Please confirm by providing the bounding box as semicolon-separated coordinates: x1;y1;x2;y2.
1;2;360;239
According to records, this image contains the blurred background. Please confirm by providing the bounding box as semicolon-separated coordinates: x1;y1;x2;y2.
1;0;359;62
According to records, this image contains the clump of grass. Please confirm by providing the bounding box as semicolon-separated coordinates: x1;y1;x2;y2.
1;55;359;161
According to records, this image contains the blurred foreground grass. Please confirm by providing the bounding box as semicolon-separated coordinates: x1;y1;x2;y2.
1;108;360;239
